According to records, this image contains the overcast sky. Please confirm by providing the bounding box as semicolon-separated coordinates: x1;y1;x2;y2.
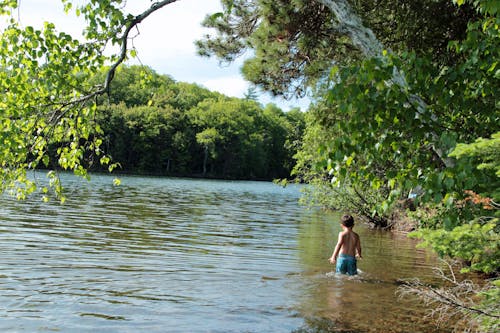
12;0;310;111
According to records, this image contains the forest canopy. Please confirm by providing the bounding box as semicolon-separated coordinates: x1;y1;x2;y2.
91;66;305;180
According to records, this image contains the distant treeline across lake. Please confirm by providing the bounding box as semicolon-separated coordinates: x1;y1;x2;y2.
78;66;306;180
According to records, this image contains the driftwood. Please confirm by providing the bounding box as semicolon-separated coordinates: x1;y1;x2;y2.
398;260;499;332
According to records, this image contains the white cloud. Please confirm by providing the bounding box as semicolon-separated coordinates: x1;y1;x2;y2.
201;76;250;98
126;0;222;59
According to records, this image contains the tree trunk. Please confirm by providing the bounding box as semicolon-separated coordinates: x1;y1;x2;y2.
202;146;208;176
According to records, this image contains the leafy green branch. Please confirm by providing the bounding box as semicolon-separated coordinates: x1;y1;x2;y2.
0;0;181;200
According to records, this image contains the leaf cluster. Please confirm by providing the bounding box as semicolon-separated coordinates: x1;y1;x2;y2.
310;7;498;211
0;1;183;201
411;215;499;274
0;12;107;200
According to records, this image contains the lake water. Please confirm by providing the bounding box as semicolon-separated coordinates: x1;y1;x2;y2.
0;174;451;332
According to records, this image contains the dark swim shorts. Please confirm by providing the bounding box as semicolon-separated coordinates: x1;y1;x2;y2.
336;253;357;275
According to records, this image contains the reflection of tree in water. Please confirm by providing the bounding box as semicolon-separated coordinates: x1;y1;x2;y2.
297;210;340;273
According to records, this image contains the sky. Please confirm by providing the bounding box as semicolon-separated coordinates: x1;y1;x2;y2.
12;0;311;111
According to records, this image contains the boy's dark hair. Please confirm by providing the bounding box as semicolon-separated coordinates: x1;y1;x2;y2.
340;214;354;228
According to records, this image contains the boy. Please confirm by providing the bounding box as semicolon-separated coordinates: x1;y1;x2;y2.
328;214;362;275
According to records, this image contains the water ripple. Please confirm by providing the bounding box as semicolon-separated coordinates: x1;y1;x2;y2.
1;174;307;332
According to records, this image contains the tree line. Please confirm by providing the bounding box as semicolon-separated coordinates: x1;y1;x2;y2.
90;66;305;180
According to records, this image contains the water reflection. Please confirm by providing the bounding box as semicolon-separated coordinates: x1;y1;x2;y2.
0;174;451;332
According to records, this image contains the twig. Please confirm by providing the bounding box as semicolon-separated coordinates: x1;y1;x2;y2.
62;0;180;108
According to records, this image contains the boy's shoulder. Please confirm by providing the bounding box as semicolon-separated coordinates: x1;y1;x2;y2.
339;230;353;238
343;229;359;237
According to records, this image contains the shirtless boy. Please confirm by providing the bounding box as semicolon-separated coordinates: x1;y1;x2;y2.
328;214;362;275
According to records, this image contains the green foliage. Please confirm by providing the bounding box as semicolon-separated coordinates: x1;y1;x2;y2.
410;129;500;278
199;0;350;97
0;1;171;200
290;103;387;225
196;127;221;148
476;279;500;331
285;3;499;255
454;0;500;15
91;65;176;107
351;0;480;64
186;96;298;179
411;219;499;274
409;130;500;278
0;0;306;199
93;66;304;180
449;132;500;199
0;6;107;200
308;6;499;215
198;0;476;97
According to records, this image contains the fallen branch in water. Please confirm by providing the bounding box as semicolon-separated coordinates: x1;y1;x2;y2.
397;260;499;332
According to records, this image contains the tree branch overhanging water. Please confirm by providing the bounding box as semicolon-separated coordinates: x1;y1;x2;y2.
317;0;453;167
66;0;180;107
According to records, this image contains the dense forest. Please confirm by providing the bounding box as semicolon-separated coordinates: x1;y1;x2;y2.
0;1;498;331
88;66;305;180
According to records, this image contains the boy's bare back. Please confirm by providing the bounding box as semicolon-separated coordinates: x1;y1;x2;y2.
338;229;360;257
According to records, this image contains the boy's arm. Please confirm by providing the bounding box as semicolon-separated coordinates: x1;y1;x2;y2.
356;234;362;259
329;233;343;263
